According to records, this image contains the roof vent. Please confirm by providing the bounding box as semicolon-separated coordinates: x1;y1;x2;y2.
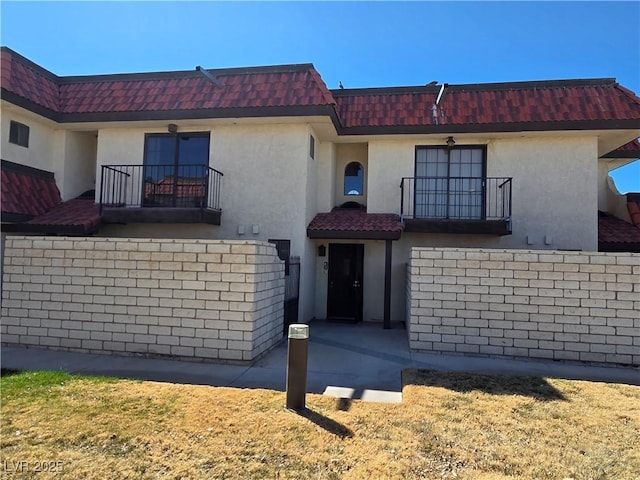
196;66;224;88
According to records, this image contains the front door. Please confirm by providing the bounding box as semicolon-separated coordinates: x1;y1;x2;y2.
327;244;364;322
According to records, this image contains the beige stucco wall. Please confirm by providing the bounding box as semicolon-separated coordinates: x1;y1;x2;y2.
490;136;598;251
1;105;96;202
367;135;599;251
0;104;63;179
95;127;148;206
60;131;97;201
316;142;336;212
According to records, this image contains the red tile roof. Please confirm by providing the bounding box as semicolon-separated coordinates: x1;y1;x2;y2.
1;161;61;219
332;80;640;131
602;139;640;158
59;69;336;114
1;47;335;119
0;48;59;112
21;198;101;235
2;47;640;133
307;209;403;240
1;160;100;234
598;211;640;252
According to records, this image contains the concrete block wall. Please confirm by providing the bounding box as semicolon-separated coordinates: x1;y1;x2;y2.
1;236;284;363
407;248;639;366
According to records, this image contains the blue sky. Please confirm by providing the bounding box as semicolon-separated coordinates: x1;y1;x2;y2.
1;1;639;191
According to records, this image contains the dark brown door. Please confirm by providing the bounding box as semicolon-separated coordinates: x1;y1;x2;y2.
327;244;364;322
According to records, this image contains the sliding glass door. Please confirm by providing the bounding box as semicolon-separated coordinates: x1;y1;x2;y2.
143;133;210;207
415;146;485;220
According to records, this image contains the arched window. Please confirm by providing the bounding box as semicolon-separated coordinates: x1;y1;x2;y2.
344;162;364;196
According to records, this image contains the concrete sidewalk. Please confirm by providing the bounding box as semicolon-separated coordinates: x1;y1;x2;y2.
2;321;638;404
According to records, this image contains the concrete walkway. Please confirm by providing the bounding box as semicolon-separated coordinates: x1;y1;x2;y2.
2;321;638;404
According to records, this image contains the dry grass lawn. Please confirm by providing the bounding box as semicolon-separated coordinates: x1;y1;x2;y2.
1;368;639;479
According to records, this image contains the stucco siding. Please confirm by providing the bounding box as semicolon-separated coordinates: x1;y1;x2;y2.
316;142;336;213
95;128;147;204
366;135;599;251
1;105;63;181
489;136;598;251
96;124;310;248
61;131;97;201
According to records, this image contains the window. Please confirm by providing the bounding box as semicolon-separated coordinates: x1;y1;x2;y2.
344;162;364;196
143;132;210;207
415;146;485;219
9;121;29;147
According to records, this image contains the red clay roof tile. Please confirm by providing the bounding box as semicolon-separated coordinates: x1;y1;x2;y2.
23;198;101;234
1;163;61;218
602;139;640;158
307;209;403;239
1;48;336;116
332;81;640;129
2;47;640;132
0;48;59;112
598;212;640;251
1;160;100;234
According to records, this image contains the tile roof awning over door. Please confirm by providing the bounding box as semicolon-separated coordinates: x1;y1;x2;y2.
307;209;403;240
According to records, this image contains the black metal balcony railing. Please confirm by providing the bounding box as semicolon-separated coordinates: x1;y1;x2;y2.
100;164;223;213
400;176;512;227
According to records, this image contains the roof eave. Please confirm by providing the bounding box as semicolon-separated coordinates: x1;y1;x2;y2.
338;119;640;136
0;94;342;130
306;228;402;240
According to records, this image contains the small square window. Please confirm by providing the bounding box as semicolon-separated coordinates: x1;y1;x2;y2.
9;121;29;148
309;135;315;159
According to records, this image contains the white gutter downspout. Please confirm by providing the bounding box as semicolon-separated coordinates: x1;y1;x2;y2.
432;83;449;125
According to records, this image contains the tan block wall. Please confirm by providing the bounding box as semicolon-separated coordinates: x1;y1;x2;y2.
1;236;284;363
407;248;640;366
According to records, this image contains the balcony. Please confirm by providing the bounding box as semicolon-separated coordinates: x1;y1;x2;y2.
400;177;512;235
100;164;223;224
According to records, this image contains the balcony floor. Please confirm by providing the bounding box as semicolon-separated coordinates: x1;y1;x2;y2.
403;218;511;235
101;207;221;225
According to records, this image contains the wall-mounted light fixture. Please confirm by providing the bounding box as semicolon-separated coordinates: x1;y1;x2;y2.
168;123;178;133
446;136;456;149
318;245;326;257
